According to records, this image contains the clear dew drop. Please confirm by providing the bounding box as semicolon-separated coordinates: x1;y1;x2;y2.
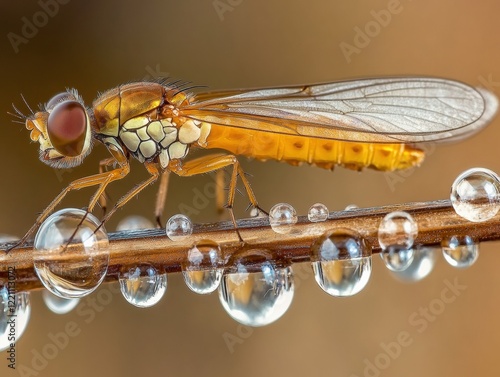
166;214;193;241
116;215;154;231
182;240;223;294
42;290;80;314
33;208;110;299
442;235;479;268
0;287;30;351
269;203;298;234
379;247;415;272
219;250;294;326
119;264;167;308
308;203;329;222
391;246;437;282
451;168;500;222
378;211;418;250
311;228;372;297
345;204;359;210
378;211;418;272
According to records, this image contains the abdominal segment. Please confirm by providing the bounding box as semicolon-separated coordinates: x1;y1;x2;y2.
202;124;425;171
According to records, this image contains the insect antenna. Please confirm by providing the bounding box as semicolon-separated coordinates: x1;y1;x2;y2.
8;103;29;124
21;93;35;116
8;93;36;124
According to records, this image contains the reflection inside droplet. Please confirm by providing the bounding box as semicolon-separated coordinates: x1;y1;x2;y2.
442;235;479;268
183;240;222;294
33;208;109;299
311;228;372;297
269;203;298;234
219;249;294;326
119;264;167;308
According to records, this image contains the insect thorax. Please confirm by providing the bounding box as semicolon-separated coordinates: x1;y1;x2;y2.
99;117;206;168
91;82;209;169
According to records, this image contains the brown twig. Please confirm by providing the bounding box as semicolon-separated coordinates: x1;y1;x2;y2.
1;199;499;292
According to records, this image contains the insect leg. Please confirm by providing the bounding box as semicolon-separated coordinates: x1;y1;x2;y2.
97;157;117;215
216;169;225;215
98;162;161;228
6;154;129;252
154;170;170;228
170;153;260;241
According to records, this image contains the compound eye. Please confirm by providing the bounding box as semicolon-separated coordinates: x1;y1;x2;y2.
46;92;76;110
47;101;87;157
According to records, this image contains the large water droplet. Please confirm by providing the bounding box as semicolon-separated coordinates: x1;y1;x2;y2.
451;168;500;222
311;228;372;296
308;203;329;222
269;203;298;234
119;264;167;308
0;287;30;351
391;246;437;282
33;208;109;299
442;235;478;268
219;249;294;326
183;240;223;294
166;214;193;241
42;290;80;314
116;215;154;231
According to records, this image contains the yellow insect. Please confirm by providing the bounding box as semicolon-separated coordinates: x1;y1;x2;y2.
10;77;498;248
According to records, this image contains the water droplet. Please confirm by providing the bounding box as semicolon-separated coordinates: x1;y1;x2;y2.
166;214;193;241
33;208;109;299
451;168;500;222
378;212;418;271
311;228;372;296
219;249;294;326
182;240;223;294
442;235;478;268
116;215;154;231
0;287;30;351
308;203;329;222
269;203;298;234
378;211;418;250
380;247;415;272
119;264;167;307
250;208;259;217
391;246;437;282
345;204;358;210
42;290;80;314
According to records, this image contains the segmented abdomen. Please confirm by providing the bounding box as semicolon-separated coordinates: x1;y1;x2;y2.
202;124;424;171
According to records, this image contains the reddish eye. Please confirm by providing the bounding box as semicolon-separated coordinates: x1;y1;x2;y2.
47;101;88;157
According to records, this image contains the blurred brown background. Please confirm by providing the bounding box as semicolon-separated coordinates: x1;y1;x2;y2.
1;0;500;376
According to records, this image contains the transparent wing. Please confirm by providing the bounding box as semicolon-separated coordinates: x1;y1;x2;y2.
182;77;498;143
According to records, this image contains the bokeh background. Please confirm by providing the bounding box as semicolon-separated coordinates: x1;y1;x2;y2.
1;1;500;376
